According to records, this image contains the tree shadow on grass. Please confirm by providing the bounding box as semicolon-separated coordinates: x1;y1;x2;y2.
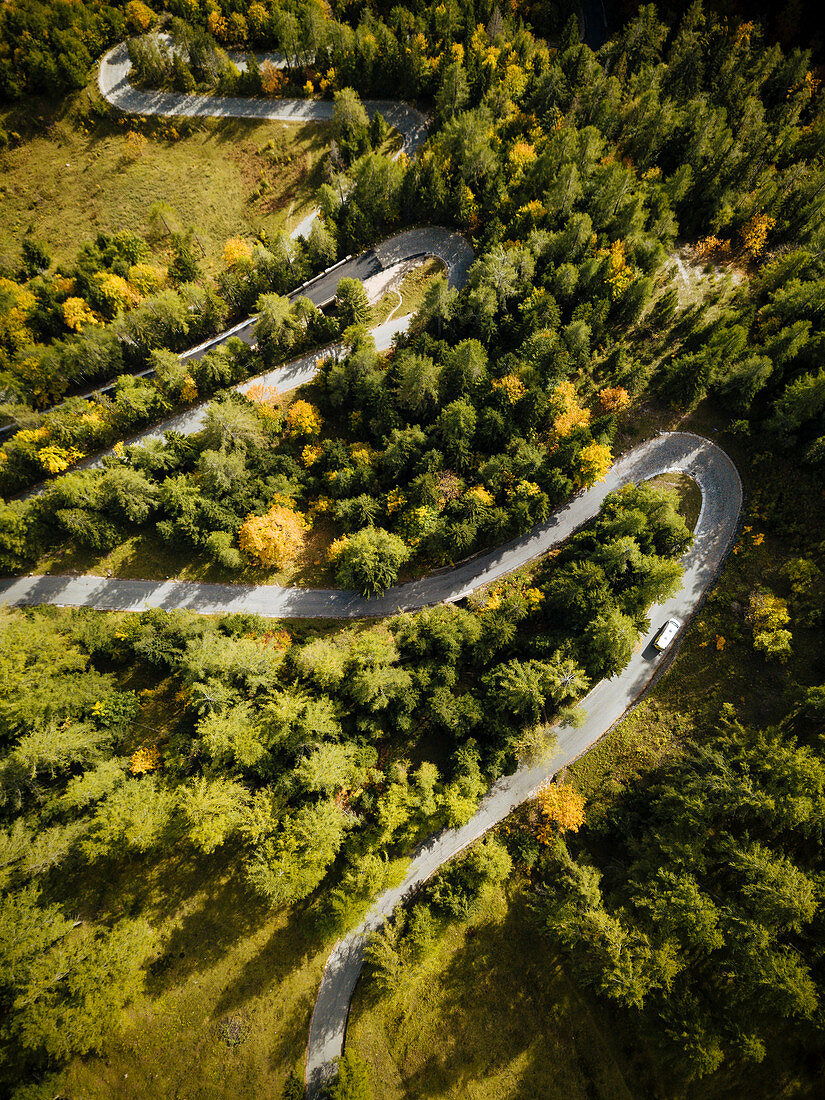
49;841;286;993
365;891;639;1100
204;117;331;148
396;902;542;1099
208;899;321;1018
145;865;279;995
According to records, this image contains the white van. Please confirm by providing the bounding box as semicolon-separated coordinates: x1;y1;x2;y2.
652;618;681;652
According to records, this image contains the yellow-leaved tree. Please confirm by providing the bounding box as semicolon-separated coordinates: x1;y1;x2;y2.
492;374;526;404
207;10;229;41
128;263;166;296
577;441;612;487
534;780;585;844
741;214;776;259
747;591;792;661
238;504;308;569
93;271;139;315
551;379;590;437
125;0;156;33
63;297;100;331
509;141;536;170
286;399;322;437
130;744;161;775
223;237;252;268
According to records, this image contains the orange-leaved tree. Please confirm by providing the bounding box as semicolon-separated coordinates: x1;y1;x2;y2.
238;504;308;569
534;779;585;844
598;386;630;414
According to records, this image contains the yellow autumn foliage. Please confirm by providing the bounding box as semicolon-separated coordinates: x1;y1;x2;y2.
0;278;35;349
246;384;280;418
466;485;494;507
741;214;776;258
128;263;166;295
286;399;322;437
130;744;161;775
180;375;198;403
38;445;85;474
577;441;612;487
535;780;585;842
238;505;308;569
301;444;322;468
492;374;526;404
598;386;630;414
261;60;284;96
223;237;253;268
385;488;407;515
207;10;229;41
93;271;139;313
63;297;101;331
327;535;349;563
125;0;155;32
551;380;590;437
509;141;536;169
125;130;148;158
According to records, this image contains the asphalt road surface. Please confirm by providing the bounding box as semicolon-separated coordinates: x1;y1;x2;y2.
0;432;741;1091
11;225;472;497
4;36;745;1100
0;47;464;443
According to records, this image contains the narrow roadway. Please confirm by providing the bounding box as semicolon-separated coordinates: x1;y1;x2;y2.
9;224;472;496
99;42;429;155
0;45;465;443
0;432;742;1093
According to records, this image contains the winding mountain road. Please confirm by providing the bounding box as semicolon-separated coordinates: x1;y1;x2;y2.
0;47;465;444
2;38;745;1100
8;223;472;495
1;432;741;1093
0;431;740;622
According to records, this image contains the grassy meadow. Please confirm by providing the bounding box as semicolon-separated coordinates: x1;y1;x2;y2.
0;88;331;273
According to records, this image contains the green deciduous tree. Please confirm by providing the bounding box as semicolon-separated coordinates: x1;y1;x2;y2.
244;798;349;906
334;527;410;597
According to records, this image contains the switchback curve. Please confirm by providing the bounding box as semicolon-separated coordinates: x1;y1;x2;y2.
303;430;742;1095
1;432;740;620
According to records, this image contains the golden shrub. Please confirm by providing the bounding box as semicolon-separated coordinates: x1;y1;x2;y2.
238;505;308;569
